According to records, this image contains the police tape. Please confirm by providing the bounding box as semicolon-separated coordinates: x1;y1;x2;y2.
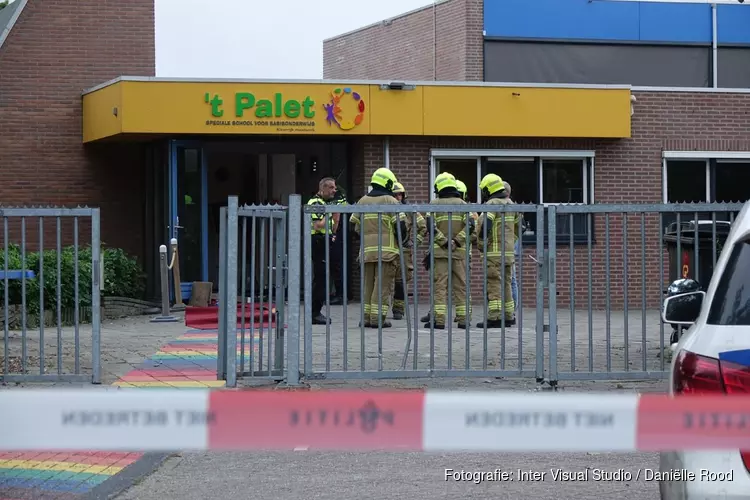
1;390;750;452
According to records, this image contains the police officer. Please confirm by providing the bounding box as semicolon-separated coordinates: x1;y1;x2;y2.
390;182;426;320
421;179;476;325
350;168;408;328
424;172;471;330
329;186;348;305
307;177;338;325
476;173;520;328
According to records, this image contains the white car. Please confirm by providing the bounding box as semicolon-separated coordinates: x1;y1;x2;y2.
660;202;750;499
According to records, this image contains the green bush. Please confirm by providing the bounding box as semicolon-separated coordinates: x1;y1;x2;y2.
0;244;145;312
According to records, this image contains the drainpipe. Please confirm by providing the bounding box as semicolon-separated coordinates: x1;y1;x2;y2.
712;3;718;88
384;138;390;170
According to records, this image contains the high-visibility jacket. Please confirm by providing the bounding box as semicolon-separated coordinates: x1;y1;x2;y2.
476;196;520;262
349;193;406;263
308;195;334;235
427;197;470;259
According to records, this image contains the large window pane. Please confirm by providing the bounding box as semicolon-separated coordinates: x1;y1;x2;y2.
666;160;706;203
543;159;587;241
714;162;750;204
542;159;584;203
707;239;750;326
436;159;478;202
485;159;538;238
485;159;537;204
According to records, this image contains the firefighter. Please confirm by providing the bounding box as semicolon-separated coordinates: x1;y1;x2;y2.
421;179;476;324
424;172;471;329
350;168;408;328
307;177;338;325
390;182;426;320
476;173;520;328
329;186;348;305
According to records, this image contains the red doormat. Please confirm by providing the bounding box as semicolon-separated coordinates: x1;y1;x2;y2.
185;303;277;330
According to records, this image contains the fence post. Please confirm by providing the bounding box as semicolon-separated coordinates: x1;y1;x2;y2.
535;205;545;383
91;208;102;384
217;207;228;380
225;196;239;388
547;205;558;387
285;195;302;386
274;215;286;378
151;245;178;324
170;237;186;312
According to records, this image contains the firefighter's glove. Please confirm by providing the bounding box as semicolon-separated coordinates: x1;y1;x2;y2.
468;217;476;235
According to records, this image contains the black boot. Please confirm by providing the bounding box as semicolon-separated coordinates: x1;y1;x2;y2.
421;312;431;323
423;320;445;330
329;295;343;305
371;318;392;328
392;311;403;320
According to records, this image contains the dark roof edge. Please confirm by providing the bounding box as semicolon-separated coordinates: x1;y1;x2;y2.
0;0;29;52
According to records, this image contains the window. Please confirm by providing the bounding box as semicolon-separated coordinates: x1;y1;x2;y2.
435;159;479;202
663;156;748;227
431;151;594;244
707;239;750;326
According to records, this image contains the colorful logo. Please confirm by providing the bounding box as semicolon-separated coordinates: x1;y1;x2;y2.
323;87;365;131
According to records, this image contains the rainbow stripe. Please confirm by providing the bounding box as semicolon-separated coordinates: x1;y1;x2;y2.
0;328;235;497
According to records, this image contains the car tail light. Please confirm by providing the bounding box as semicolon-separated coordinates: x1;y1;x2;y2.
673;349;750;471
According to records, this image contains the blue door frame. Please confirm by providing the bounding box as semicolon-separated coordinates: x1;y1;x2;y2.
169;140;209;283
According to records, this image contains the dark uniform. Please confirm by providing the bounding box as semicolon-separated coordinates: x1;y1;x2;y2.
308;194;335;325
329;189;348;304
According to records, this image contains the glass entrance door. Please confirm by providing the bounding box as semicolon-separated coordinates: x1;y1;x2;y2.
170;141;208;283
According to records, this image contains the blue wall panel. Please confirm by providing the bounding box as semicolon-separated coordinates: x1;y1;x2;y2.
484;0;747;44
717;5;750;44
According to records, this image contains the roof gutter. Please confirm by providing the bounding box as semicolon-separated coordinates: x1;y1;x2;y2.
0;0;29;53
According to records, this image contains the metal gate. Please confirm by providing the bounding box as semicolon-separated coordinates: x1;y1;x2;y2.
1;207;102;383
217;197;289;387
546;202;743;385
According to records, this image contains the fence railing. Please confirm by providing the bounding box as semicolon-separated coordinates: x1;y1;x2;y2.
216;196;744;388
1;207;101;383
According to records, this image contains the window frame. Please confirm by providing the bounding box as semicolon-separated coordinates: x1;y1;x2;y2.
662;152;750;204
430;149;596;245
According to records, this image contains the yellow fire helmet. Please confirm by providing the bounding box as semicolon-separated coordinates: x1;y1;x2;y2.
371;167;397;191
392;182;405;195
455;180;468;200
479;173;505;198
434;171;458;194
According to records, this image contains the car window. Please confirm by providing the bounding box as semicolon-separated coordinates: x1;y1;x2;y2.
707;239;750;325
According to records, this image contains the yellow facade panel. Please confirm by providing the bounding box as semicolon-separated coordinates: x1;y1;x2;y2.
367;86;424;135
120;81;371;136
82;80;631;142
82;83;122;142
422;86;631;138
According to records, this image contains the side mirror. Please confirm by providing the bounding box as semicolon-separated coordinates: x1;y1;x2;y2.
662;291;706;325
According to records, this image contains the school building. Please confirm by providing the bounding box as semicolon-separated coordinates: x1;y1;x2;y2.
1;0;748;308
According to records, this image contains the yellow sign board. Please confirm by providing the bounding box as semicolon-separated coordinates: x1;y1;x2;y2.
82;80;631;142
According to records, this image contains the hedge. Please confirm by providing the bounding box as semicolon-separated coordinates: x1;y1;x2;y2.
0;244;145;312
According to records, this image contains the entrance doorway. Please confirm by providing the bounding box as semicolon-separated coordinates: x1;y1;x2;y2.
169;139;351;289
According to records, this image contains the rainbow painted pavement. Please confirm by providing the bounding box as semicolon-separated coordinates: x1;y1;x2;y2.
0;328;256;499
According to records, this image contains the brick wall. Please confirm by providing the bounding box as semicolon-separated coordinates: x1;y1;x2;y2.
323;0;483;82
347;91;750;312
0;0;155;260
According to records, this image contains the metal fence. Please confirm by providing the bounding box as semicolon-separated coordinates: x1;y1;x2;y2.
217;195;744;387
1;207;101;383
217;198;289;387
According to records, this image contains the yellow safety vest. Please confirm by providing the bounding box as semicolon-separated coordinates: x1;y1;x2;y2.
308;195;334;235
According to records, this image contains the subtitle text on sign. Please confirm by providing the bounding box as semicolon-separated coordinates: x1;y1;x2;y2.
464;411;614;429
61;410;215;427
